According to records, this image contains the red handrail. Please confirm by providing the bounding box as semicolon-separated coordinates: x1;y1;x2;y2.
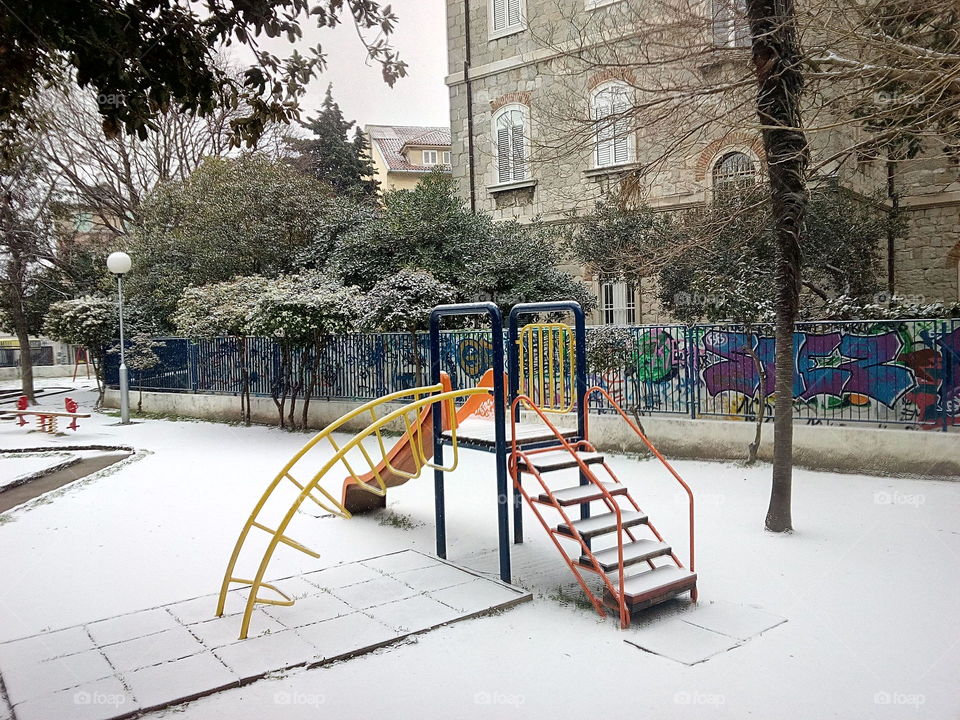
511;394;631;628
583;386;695;574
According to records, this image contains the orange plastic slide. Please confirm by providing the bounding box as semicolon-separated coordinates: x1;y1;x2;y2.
341;369;501;513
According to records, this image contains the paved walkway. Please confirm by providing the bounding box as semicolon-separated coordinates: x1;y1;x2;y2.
0;551;530;720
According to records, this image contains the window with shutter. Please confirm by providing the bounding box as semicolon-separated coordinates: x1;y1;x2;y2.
491;0;524;34
592;83;633;168
493;105;529;184
600;279;637;325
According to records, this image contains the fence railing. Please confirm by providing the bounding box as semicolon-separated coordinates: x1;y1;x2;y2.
104;319;960;431
0;345;55;368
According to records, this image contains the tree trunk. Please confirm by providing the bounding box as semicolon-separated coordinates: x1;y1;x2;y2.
745;0;809;532
11;299;36;404
743;338;767;465
4;239;36;403
411;330;424;387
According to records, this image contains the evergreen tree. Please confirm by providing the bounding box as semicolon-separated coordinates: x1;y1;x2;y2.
289;86;378;198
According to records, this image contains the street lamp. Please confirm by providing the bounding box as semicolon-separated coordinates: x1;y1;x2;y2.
107;251;132;425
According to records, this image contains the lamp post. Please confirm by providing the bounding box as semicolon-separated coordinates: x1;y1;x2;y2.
107;251;132;424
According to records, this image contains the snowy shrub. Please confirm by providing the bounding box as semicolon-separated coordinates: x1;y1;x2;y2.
173;276;271;338
43;296;118;406
808;294;960;320
360;269;455;334
246;271;360;343
586;326;636;373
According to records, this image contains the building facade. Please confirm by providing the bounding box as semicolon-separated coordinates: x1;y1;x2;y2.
444;0;960;323
365;125;452;192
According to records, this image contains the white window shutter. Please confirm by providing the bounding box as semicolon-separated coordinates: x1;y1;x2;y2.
613;132;629;165
733;0;750;47
497;126;511;183
612;90;629;165
507;0;521;27
712;0;732;46
511;124;525;180
594;90;616;167
493;0;506;31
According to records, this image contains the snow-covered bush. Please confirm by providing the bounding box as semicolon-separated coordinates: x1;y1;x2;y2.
247;271;360;343
807;294;960;320
360;269;455;334
586;325;636;373
246;271;362;429
360;269;455;385
173;276;271;338
43;296;118;406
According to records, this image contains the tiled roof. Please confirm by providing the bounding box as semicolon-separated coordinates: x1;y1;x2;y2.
366;125;452;173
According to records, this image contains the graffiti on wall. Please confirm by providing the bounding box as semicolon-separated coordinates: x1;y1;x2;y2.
697;324;960;428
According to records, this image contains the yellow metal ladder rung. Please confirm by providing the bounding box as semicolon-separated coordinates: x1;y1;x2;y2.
283;472;344;515
250;521;321;558
252;581;295;607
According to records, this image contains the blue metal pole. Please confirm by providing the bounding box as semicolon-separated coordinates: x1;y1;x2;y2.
429;312;446;559
429;303;510;583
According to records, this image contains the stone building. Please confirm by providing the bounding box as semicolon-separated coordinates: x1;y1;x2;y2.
444;0;960;324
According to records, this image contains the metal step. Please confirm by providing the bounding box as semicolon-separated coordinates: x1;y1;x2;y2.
555;510;647;540
539;481;626;506
517;450;605;473
611;565;697;606
578;539;672;571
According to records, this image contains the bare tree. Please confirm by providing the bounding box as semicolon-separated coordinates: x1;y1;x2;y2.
37;75;300;236
0;134;62;402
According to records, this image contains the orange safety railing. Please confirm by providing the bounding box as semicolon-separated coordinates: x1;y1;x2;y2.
510;395;632;629
583;386;695;575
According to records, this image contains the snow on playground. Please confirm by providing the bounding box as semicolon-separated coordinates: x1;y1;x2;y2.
0;379;958;719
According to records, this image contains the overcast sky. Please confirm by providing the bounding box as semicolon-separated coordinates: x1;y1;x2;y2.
255;0;451;131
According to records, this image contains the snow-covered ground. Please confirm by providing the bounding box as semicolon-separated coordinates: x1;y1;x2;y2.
0;378;958;719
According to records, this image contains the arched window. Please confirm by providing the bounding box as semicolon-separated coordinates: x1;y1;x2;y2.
592;82;633;168
493;105;529;183
711;151;756;194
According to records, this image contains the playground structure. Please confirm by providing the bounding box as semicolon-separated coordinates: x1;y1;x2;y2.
8;396;90;434
217;301;696;638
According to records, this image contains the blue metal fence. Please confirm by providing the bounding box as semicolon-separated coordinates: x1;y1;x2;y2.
105;318;960;430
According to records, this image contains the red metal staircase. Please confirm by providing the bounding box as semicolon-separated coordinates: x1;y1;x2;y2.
509;387;697;629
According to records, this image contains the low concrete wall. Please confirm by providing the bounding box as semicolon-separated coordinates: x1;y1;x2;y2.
0;364;79;381
546;412;960;479
105;389;960;478
103;389;415;434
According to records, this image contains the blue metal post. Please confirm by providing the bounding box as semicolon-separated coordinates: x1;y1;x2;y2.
429;315;446;559
429;303;510;583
